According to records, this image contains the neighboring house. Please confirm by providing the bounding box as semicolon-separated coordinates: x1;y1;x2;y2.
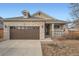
3;10;67;40
73;19;79;31
0;17;3;29
0;17;3;39
67;19;79;31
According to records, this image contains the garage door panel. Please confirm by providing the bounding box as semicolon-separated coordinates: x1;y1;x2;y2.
10;26;39;39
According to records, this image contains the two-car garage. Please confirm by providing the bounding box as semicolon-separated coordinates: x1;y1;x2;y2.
10;26;40;39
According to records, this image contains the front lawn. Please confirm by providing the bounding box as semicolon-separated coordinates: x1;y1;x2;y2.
41;39;79;56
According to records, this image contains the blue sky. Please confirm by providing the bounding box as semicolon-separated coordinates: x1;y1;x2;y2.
0;3;71;21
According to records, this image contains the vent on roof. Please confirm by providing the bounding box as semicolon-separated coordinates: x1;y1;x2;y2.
22;10;30;18
38;12;41;15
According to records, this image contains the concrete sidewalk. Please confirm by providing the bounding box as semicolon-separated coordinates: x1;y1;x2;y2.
0;40;42;56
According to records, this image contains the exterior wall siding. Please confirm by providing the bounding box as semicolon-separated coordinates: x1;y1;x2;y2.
33;14;52;19
4;21;65;40
4;22;45;40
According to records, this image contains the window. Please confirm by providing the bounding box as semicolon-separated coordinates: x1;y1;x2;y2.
10;26;16;29
54;25;60;29
26;26;33;29
10;26;36;30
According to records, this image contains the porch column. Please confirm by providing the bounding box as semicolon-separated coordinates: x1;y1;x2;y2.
52;24;54;38
4;24;10;40
40;23;45;40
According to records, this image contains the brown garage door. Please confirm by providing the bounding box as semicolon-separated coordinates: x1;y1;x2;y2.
10;26;40;39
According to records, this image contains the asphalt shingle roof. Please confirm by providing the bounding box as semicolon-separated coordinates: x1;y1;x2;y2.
4;11;67;23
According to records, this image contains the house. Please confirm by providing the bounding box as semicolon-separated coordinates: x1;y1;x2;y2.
66;19;79;32
0;17;3;29
0;17;3;39
3;10;67;40
73;19;79;31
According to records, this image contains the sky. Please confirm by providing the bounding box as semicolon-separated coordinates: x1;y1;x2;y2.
0;3;71;21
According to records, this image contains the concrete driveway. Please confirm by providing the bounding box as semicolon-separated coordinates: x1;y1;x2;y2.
0;40;42;56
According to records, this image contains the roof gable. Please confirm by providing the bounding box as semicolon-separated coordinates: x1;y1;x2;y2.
32;11;52;19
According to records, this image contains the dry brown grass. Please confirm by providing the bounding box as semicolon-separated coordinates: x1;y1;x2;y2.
41;39;79;56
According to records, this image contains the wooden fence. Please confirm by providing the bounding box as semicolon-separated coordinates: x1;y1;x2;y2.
64;30;79;39
0;29;3;41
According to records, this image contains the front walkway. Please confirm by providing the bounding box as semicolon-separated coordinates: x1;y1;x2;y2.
0;40;42;56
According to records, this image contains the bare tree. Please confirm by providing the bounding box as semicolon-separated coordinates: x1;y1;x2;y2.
70;3;79;19
70;3;79;29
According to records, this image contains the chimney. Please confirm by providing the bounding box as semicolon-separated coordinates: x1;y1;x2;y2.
22;10;30;18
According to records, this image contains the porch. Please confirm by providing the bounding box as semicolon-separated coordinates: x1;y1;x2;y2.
45;23;65;39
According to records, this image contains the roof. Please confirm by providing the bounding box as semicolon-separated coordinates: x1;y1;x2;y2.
32;11;53;19
5;16;43;20
4;11;67;24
